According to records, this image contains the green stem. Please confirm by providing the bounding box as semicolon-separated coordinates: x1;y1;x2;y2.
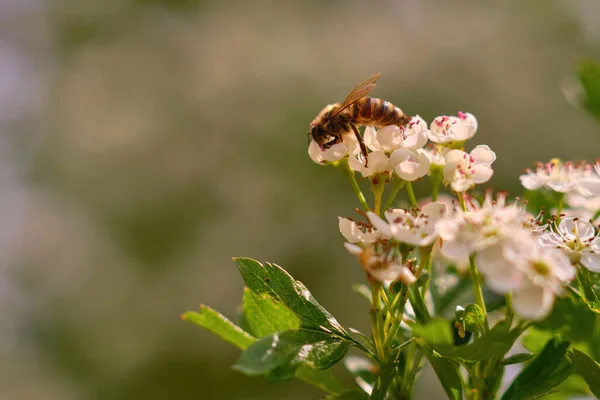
405;181;419;208
469;254;490;332
556;192;565;216
505;292;514;328
383;178;406;211
370;284;385;361
419;247;433;296
458;192;467;211
429;166;443;202
340;161;370;211
372;176;386;216
382;286;409;350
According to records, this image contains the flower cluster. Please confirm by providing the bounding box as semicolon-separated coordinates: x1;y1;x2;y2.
309;113;496;192
436;192;577;319
309;112;599;321
339;202;449;285
521;159;600;222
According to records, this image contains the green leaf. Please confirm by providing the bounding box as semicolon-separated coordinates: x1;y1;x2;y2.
235;328;351;378
501;353;534;365
182;306;255;350
424;350;463;400
443;320;522;362
184;305;343;394
242;288;300;337
575;58;600;121
569;348;600;397
575;269;600;315
501;337;573;400
234;258;347;335
408;284;431;323
326;389;369;400
412;318;453;347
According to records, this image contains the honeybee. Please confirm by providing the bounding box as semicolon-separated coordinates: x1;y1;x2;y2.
309;73;410;166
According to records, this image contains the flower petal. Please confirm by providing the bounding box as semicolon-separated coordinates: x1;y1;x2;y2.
470;145;496;165
512;283;555;320
367;212;392;237
581;252;600;272
471;164;494;184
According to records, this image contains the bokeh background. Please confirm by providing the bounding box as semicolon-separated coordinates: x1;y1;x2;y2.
1;0;599;399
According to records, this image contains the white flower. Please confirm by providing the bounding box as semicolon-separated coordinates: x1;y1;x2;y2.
566;193;600;213
419;146;447;168
428;112;478;144
338;217;379;244
519;159;599;195
478;230;575;319
308;132;359;164
367;202;448;247
348;150;391;177
435;195;522;262
363;117;428;153
538;217;600;272
443;145;496;192
389;148;430;181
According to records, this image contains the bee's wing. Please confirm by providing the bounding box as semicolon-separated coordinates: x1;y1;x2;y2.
329;73;381;118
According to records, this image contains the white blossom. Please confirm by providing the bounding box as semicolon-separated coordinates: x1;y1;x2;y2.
419;146;447;168
477;230;575;319
367;202;448;247
363;117;428;153
538;217;600;272
520;159;599;195
443;145;496;192
338;217;379;244
389;148;430;181
308;132;359;164
435;193;522;262
428;112;478;144
348;150;391;177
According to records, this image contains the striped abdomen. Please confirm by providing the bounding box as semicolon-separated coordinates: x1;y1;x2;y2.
351;97;409;128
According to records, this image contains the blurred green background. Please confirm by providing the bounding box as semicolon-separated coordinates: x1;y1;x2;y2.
1;0;599;399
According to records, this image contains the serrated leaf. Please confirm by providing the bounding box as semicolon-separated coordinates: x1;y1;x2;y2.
182;306;255;350
234;258;347;335
502;353;534;365
569;348;600;397
184;305;342;394
501;337;573;400
235;328;351;378
242;288;300;337
326;389;369;400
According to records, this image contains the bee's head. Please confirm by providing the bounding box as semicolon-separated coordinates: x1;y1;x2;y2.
309;124;327;145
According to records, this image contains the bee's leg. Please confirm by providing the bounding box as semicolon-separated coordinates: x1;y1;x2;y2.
350;122;369;167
